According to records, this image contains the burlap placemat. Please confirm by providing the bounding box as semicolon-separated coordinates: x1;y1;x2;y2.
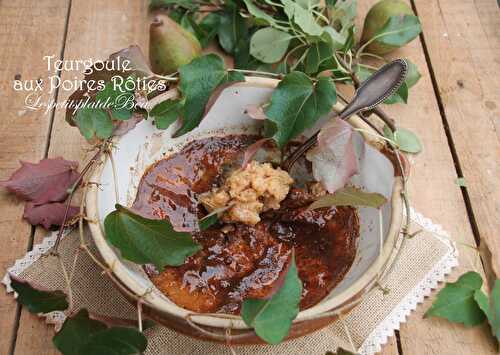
3;208;457;355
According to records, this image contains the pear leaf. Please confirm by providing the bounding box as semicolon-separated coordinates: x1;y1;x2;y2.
75;107;114;140
265;73;336;148
393;128;422;153
241;254;302;344
53;309;147;355
217;3;248;54
250;27;293;64
104;204;201;269
198;204;233;231
383;125;422;154
474;280;500;340
174;54;244;136
149;99;182;130
375;15;422;47
243;0;279;27
95;77;135;121
282;0;324;36
425;271;486;327
306;119;362;193
309;186;387;210
10;276;68;314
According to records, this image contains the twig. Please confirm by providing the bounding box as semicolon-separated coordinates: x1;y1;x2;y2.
228;68;284;79
137;299;144;332
51;142;109;253
339;313;357;354
107;148;120;203
58;256;74;311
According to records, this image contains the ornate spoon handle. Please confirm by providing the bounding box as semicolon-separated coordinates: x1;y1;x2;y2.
281;59;408;171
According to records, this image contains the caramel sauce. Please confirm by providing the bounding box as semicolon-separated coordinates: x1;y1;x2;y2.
132;135;359;314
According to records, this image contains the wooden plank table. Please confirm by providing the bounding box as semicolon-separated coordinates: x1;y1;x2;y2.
0;1;498;354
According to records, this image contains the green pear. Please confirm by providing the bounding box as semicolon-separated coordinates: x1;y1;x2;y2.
361;0;414;55
149;14;202;75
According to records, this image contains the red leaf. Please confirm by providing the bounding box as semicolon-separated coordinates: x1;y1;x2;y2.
241;138;272;169
0;158;79;205
306;119;364;193
23;202;79;229
244;104;267;120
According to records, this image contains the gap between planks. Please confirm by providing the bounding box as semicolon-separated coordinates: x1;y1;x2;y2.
409;0;486;272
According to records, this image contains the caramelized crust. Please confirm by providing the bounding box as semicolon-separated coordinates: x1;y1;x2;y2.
134;135;359;314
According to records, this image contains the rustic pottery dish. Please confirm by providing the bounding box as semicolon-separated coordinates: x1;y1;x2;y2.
86;77;404;344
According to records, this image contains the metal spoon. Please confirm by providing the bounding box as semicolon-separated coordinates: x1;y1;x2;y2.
281;59;408;171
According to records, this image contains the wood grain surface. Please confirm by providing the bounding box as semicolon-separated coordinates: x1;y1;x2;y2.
412;0;500;285
0;1;70;354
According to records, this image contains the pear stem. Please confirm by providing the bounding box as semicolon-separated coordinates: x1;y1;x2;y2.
227;68;283;79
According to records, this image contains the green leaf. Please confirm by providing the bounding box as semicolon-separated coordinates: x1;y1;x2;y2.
383;125;422;154
384;81;409;104
425;271;486;327
243;0;279;27
53;309;147;355
341;25;356;52
393;128;422;153
405;59;421;88
104;204;201;269
265;72;336;147
180;12;200;36
198;13;222;48
95;78;135;120
241;254;302;344
489;280;500;339
198;204;233;231
474;280;500;340
75;107;113;140
385;60;420;104
305;42;334;74
110;108;133;120
329;0;357;30
10;276;68;313
322;27;347;50
291;2;324;36
455;177;467;187
217;4;248;54
309;186;387;210
382;124;395;141
474;289;492;319
250;27;293;64
198;213;219;231
281;0;296;19
150;99;182;130
374;15;422;47
175;54;244;137
354;65;372;82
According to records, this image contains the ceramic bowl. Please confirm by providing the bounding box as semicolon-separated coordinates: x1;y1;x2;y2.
86;77;404;343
